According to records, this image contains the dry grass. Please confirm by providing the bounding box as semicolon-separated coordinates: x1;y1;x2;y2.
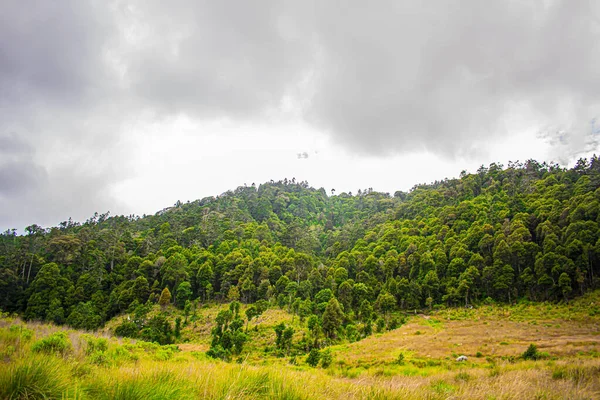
2;293;600;399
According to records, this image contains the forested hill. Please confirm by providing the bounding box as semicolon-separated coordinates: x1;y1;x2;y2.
2;158;600;330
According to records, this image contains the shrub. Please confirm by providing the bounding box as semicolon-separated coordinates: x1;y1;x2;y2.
31;332;71;355
207;344;228;360
522;344;542;360
306;348;321;367
396;352;405;365
115;321;139;338
89;350;110;366
345;324;358;342
82;334;109;355
320;349;333;368
8;325;33;341
387;317;403;330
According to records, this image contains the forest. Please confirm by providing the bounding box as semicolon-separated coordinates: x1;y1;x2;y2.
1;158;600;349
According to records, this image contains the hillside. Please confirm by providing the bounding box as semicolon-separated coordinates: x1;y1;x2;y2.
2;158;600;398
2;159;600;324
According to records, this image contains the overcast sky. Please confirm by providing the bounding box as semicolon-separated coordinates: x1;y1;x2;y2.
1;0;600;231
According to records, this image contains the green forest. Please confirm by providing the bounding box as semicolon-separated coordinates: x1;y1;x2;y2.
2;158;600;351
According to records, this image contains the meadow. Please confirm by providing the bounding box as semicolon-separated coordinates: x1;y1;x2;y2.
1;292;599;400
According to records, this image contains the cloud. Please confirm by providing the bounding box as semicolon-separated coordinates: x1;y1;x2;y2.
305;1;600;157
107;1;600;158
113;0;315;119
0;1;129;230
2;0;600;229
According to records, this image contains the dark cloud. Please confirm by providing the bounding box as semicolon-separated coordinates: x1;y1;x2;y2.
0;1;127;230
0;0;115;109
306;1;600;156
110;0;600;157
0;161;47;196
2;0;599;229
0;133;33;155
117;0;315;118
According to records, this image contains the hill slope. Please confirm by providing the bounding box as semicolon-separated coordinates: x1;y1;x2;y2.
1;158;600;346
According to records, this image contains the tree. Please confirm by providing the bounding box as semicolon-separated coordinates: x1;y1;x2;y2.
458;266;480;306
245;305;258;332
161;253;189;292
159;287;172;309
375;291;396;317
273;323;294;355
322;298;344;339
25;263;69;321
175;281;192;308
558;272;572;302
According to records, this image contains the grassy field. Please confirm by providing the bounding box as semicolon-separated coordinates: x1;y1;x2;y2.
1;293;599;399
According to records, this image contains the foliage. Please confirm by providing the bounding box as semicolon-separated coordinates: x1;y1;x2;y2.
320;348;333;368
274;323;294;355
31;332;71;355
2;159;600;348
207;308;248;360
306;348;321;367
159;288;172;309
522;343;543;360
139;314;174;345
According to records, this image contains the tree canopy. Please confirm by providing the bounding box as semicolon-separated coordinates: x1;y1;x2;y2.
2;158;600;332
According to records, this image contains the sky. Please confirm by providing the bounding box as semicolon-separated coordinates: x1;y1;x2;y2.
1;0;600;231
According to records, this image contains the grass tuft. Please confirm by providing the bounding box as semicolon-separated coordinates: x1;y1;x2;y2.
0;355;73;399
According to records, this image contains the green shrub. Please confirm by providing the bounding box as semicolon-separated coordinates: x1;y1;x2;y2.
82;334;109;355
306;348;321;367
89;350;110;366
522;344;542;360
8;325;33;341
320;349;333;368
31;332;71;355
396;353;405;365
115;321;139;338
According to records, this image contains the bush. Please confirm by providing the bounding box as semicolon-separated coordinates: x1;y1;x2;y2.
455;372;471;382
31;332;71;356
89;350;110;366
207;344;228;360
522;344;542;360
82;334;109;355
115;321;139;338
8;325;33;341
306;348;321;367
345;324;358;342
396;352;405;365
320;349;333;368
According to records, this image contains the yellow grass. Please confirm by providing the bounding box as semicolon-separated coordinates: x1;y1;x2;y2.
1;293;600;399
